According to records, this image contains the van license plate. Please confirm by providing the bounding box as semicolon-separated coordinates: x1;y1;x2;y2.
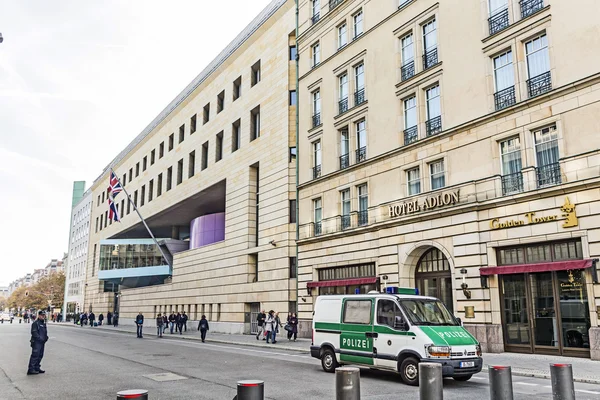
460;362;475;368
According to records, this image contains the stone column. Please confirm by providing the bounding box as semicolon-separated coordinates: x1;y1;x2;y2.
590;327;600;361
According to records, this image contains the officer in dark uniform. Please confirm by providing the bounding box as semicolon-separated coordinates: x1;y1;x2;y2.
27;310;48;375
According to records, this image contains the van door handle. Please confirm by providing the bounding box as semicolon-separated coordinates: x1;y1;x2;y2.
365;332;378;338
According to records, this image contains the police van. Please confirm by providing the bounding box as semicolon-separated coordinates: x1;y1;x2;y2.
310;288;482;385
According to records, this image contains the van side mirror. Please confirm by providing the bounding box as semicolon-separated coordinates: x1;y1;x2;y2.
456;317;462;326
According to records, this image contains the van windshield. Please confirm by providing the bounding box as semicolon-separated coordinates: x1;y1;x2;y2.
398;299;458;326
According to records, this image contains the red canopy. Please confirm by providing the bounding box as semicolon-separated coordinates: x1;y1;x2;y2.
306;277;378;288
479;259;593;276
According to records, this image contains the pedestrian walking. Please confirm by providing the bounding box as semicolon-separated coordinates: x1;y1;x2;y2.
98;313;104;326
156;313;164;338
271;312;282;344
113;312;119;327
176;312;183;334
135;312;144;338
107;311;112;326
169;312;176;334
88;311;95;327
162;314;168;334
197;315;209;342
286;313;298;341
27;311;48;375
255;310;266;340
265;310;275;344
80;313;87;327
182;311;188;332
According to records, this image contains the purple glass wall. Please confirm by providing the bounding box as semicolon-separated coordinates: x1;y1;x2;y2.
190;213;225;249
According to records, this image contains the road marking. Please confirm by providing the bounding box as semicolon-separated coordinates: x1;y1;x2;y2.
515;382;538;386
576;390;600;394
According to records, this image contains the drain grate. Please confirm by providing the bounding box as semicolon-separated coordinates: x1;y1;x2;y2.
143;373;188;382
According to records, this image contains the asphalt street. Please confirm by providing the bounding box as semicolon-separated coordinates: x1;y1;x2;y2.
1;323;599;399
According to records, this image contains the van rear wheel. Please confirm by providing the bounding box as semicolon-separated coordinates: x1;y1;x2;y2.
399;357;419;386
321;348;338;373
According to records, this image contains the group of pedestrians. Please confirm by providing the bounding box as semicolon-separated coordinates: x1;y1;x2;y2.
255;310;298;343
153;312;193;338
76;311;118;327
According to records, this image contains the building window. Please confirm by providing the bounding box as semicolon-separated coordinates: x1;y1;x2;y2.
422;19;438;69
520;0;544;19
404;96;418;145
314;198;322;236
157;173;163;197
312;90;321;127
358;184;368;226
135;162;140;177
312;140;322;179
338;73;348;114
122;174;126;187
340;128;349;169
500;137;523;195
289;90;297;106
425;85;442;136
190;114;197;134
149;179;154;202
353;10;363;38
101;192;105;203
215;131;223;162
251;60;261;86
356;120;367;163
159;142;164;158
203;103;210;124
166;167;172;191
525;34;551;97
534;125;560;187
429;160;445;190
493;50;516;110
488;0;509;35
338;23;347;49
127;196;131;214
140;185;146;206
168;133;174;151
133;191;138;207
312;42;320;67
177;159;183;185
289;257;297;279
95;217;99;233
289;45;297;61
312;0;320;24
233;76;242;101
290;146;297;162
401;33;415;81
187;151;195;178
143;156;147;172
179;124;185;144
354;63;365;105
129;168;133;182
341;189;351;229
201;142;209;170
289;199;297;223
151;149;156;165
250;106;260;141
217;90;225;114
232;119;241;152
407;167;421;195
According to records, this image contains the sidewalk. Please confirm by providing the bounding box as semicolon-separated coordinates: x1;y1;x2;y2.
57;322;600;384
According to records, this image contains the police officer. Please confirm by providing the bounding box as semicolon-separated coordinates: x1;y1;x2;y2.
27;310;48;375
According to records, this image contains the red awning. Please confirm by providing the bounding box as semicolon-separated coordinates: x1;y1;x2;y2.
306;277;378;288
480;259;594;276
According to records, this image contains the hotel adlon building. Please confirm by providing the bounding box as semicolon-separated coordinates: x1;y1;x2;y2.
84;0;298;334
296;0;600;359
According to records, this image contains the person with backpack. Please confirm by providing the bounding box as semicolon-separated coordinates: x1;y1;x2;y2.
168;313;176;334
182;312;188;332
135;312;144;338
255;310;266;340
156;313;164;338
197;315;209;342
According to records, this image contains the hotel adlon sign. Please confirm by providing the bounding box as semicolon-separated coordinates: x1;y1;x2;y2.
388;190;460;217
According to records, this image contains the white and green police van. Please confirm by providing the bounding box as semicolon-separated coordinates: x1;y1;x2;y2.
310;288;482;385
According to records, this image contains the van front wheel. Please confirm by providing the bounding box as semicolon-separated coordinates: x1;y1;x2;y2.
321;349;338;373
399;357;419;386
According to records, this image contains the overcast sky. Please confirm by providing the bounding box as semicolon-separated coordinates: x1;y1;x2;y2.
0;0;273;286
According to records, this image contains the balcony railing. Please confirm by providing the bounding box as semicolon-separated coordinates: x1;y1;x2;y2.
312;113;321;128
358;210;368;226
356;146;367;163
399;0;413;8
339;153;350;170
425;115;442;136
423;48;438;70
329;0;343;11
520;0;544;18
401;61;415;81
313;165;322;180
354;88;366;106
488;8;509;35
341;215;351;230
536;162;561;187
338;97;349;115
312;13;320;24
494;86;516;111
314;222;322;236
404;126;418;145
527;71;552;98
501;171;524;195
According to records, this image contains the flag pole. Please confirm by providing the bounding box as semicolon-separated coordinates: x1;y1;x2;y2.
110;169;172;269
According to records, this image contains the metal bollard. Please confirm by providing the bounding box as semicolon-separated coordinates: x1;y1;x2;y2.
235;380;264;400
336;366;361;400
550;364;576;400
489;366;514;400
419;362;443;400
116;389;148;400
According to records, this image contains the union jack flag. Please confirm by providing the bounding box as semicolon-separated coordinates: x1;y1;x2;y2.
108;171;123;199
108;198;120;222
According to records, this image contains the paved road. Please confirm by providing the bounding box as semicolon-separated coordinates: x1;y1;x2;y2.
1;323;599;399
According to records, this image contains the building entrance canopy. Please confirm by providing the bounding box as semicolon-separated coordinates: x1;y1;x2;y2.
480;259;595;276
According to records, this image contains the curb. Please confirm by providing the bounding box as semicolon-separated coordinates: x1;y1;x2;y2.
480;366;600;385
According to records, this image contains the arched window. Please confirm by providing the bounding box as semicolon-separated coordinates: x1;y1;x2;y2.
415;248;453;313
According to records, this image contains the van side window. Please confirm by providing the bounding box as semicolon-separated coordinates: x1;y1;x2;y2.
377;300;404;329
343;300;371;324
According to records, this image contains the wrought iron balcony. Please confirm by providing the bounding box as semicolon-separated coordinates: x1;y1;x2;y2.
341;215;351;230
401;61;415;81
339;153;350;170
354;88;366;106
422;48;438;70
338;97;349;115
425;115;442;136
314;222;322;236
501;171;524;195
355;146;367;163
329;0;343;11
312;165;322;180
404;126;418;145
536;162;561;187
312;12;320;24
358;210;368;226
312;113;321;128
527;71;551;98
494;86;516;111
488;9;509;36
520;0;544;18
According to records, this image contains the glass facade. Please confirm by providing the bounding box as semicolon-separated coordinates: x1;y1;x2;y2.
99;243;167;271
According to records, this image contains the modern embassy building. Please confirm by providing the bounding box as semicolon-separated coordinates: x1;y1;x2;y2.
84;0;298;334
296;0;600;359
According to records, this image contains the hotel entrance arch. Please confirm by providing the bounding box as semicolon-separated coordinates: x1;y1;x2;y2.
415;248;454;313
